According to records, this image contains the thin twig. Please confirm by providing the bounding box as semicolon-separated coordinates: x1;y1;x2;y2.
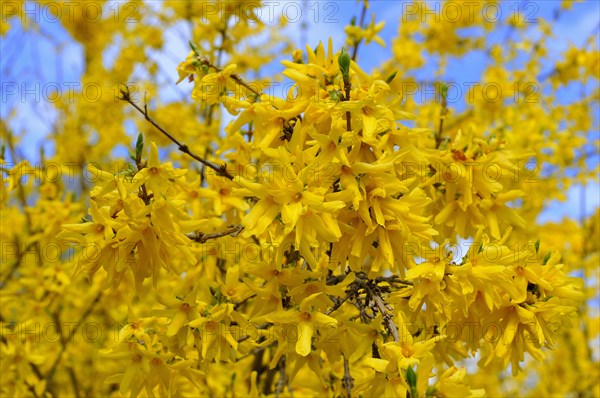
351;5;368;61
45;292;102;390
187;225;244;243
326;288;357;315
342;354;354;398
134;141;152;205
119;86;234;180
364;284;400;342
275;355;287;397
340;74;352;131
0;316;46;398
195;56;262;97
436;88;448;149
237;323;270;343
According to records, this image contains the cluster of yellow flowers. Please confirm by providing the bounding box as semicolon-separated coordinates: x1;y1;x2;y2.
1;0;598;397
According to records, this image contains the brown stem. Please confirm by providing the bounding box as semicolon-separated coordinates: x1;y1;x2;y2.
197;56;262;97
364;284;400;342
45;293;102;390
274;355;287;398
342;354;354;397
326;286;358;315
0;316;46;397
187;225;244;243
351;5;368;61
119;86;234;180
134;150;152;205
436;92;448;148
237;323;270;343
342;79;352;131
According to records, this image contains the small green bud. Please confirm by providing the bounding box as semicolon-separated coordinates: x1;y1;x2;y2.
338;48;351;80
136;133;144;152
542;252;551;265
425;386;437;397
328;90;341;102
385;70;398;84
135;133;144;162
440;82;449;99
189;40;201;56
534;239;540;254
406;366;417;388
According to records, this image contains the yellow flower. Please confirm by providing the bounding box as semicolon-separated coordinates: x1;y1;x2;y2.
345;15;386;48
256;293;337;356
132;142;187;193
176;50;199;84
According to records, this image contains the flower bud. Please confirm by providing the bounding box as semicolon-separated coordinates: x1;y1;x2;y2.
338;48;351;81
406;365;417;388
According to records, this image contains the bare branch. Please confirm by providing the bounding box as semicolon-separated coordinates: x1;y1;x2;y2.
367;285;400;342
342;354;354;398
186;225;244;244
119;86;234;180
275;355;287;398
351;4;368;61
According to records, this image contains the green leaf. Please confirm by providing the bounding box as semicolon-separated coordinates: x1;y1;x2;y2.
534;239;540;254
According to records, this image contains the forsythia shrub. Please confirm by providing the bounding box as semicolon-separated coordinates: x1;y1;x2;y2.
1;1;598;397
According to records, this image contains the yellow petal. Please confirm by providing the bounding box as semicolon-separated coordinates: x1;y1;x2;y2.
167;310;188;337
296;321;313;356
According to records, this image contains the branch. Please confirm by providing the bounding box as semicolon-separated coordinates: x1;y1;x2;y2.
274;355;287;398
119;86;234;180
376;275;414;286
351;4;368;61
326;286;359;315
364;284;400;342
45;292;102;391
327;272;413;287
186;225;244;243
0;314;46;397
325;272;413;317
342;354;354;398
195;56;262;97
436;85;448;149
237;322;270;343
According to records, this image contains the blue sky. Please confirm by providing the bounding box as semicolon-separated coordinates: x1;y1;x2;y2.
1;0;598;223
